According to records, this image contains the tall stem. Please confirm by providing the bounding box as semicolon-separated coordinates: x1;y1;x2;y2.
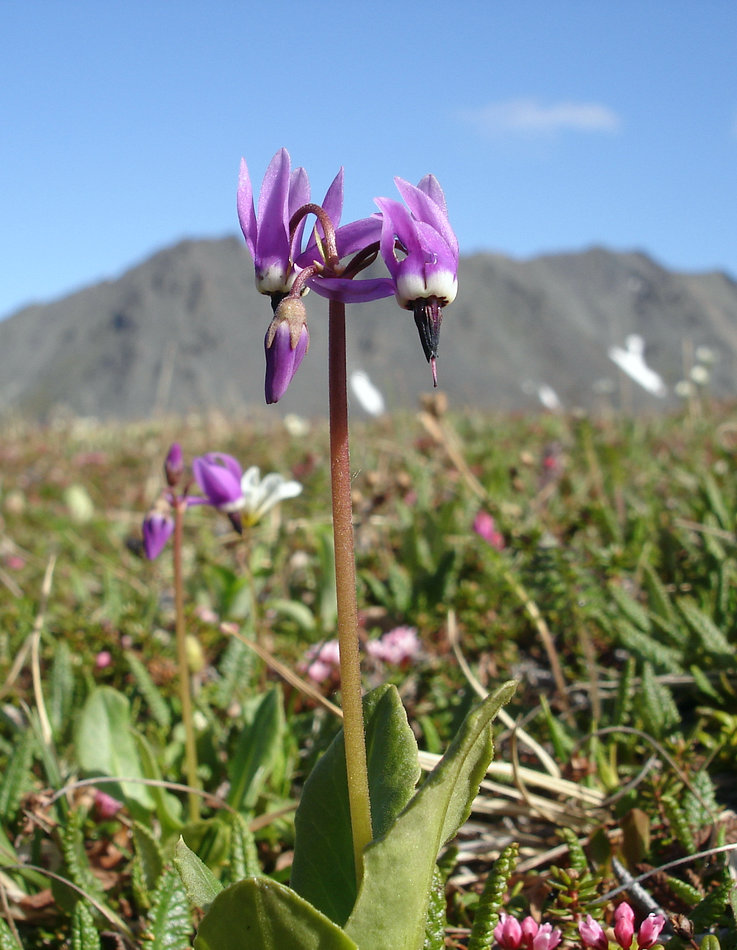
328;298;372;883
173;502;200;823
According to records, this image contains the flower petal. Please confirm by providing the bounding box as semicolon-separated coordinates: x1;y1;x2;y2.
237;158;257;258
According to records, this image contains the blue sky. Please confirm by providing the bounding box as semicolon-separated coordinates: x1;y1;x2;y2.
2;1;736;319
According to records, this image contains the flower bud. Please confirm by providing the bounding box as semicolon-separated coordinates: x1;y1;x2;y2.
164;443;184;487
264;296;309;404
142;505;175;560
614;902;635;949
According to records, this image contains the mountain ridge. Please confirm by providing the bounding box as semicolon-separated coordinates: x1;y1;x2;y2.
2;237;735;420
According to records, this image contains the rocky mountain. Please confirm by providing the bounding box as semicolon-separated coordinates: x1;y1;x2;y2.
1;238;735;420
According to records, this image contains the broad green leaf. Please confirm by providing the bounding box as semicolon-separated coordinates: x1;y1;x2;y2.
290;684;421;925
194;878;358;950
173;836;223;910
228;686;284;811
146;866;192;950
75;687;153;811
344;680;517;950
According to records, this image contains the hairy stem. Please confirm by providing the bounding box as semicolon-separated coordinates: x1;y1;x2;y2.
328;297;372;883
173;501;200;822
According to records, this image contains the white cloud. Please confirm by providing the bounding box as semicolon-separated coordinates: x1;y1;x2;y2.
460;98;622;138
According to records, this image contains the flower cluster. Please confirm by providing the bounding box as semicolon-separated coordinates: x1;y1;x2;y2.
237;148;459;403
302;626;421;684
494;914;562;950
579;906;666;950
142;443;302;559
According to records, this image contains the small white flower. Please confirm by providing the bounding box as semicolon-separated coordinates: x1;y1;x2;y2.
239;466;302;525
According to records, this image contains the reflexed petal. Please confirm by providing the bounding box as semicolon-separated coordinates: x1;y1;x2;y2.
288;165;311;252
307;275;395;303
256;149;291;269
394;176;459;258
237;158;257;257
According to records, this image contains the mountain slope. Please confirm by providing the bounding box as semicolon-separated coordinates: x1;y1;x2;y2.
1;238;735;420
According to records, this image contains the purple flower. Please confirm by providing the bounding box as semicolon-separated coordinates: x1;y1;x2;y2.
164;443;184;487
375;175;458;383
494;914;523;950
142;507;175;560
264;297;310;404
192;453;244;511
579;915;608;950
238;148;346;307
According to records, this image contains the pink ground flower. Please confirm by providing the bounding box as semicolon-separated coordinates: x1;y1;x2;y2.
637;913;666;948
302;639;341;683
95;650;112;670
532;923;562;950
579;915;608;950
366;626;420;665
473;510;505;551
94;790;123;820
614;902;635;948
494;913;523;950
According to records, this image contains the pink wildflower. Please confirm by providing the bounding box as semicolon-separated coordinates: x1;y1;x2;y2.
367;626;420;665
532;923;562;950
520;916;539;950
473;510;505;551
94;790;123;820
614;902;635;949
494;913;522;950
579;915;608;950
637;913;666;949
302;640;341;683
95;650;112;670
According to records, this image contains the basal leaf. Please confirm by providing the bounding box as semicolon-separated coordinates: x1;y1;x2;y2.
228;686;284;811
344;680;517;950
290;684;421;926
75;686;153;812
194;878;358;950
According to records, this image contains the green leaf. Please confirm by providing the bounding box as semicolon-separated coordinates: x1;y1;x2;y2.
173;835;223;911
126;651;172;729
290;684;421;926
145;865;193;950
49;641;75;740
227;812;261;882
678;598;734;659
227;686;284;811
344;680;517;950
132;821;165;897
75;686;154;811
194;878;359;950
133;731;183;835
71;900;101;950
0;730;34;821
0;916;22;950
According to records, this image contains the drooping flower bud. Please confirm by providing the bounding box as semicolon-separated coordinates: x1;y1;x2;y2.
142;506;175;560
164;442;184;487
264;296;309;404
